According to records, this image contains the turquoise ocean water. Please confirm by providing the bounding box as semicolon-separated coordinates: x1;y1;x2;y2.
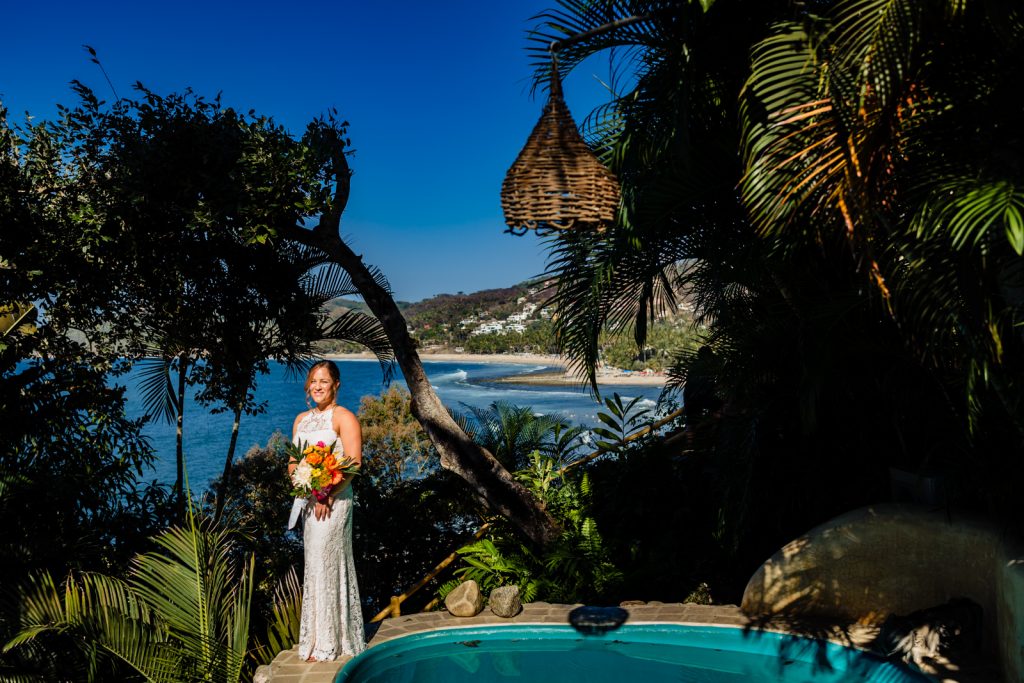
120;360;669;492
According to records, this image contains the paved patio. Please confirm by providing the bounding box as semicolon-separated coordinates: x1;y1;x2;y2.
257;601;997;683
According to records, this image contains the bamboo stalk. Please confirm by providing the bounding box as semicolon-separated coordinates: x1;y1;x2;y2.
369;523;492;623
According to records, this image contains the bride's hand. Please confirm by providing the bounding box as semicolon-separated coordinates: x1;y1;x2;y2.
313;498;333;521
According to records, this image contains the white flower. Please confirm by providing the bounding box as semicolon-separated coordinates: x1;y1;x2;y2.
292;461;313;489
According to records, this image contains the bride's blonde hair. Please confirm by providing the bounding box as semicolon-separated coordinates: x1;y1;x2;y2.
304;360;341;408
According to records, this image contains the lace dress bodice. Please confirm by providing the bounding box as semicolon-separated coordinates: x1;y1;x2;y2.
293;407;341;452
290;406;365;660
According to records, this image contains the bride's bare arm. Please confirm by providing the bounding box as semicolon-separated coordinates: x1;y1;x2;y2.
334;408;362;470
288;412;305;477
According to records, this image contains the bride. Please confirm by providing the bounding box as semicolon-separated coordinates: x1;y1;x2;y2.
288;360;366;660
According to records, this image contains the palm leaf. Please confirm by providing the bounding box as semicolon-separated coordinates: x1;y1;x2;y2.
318;309;395;383
302;262;360;305
826;0;921;112
7;571;175;683
260;567;302;661
126;497;254;681
915;178;1024;254
134;356;178;425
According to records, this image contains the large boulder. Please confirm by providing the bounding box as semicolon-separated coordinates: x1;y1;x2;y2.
741;504;997;625
489;585;522;617
741;504;1024;682
445;580;484;617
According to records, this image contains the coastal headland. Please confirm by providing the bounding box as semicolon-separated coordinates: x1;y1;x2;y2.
325;352;668;387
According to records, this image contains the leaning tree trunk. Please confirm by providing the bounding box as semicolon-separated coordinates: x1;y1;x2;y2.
280;137;559;546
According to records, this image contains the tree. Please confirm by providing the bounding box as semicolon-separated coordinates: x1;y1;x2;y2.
21;85;396;518
279;119;560;545
526;0;1024;567
358;385;437;487
7;504;256;683
737;0;1024;526
1;101;177;680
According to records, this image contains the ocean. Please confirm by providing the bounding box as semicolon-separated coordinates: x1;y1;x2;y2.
121;360;671;492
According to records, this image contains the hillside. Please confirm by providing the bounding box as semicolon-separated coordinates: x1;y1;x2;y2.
315;277;698;371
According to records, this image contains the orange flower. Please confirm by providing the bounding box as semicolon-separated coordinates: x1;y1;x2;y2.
322;453;337;470
306;451;323;466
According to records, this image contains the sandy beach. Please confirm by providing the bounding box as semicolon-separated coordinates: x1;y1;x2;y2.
325;351;668;387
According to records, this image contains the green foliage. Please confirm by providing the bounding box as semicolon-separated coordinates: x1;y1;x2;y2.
599;322;700;372
453;401;584;471
530;0;1024;562
252;569;302;667
6;504;256;683
448;451;623;605
0;353;165;579
358;386;437;487
592;393;653;453
203;435;302;614
461;323;560;355
4;83;394;517
1;81;398;678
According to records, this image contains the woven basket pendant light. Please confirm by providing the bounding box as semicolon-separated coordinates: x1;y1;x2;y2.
501;58;620;235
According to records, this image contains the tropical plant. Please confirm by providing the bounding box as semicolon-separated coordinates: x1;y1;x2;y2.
251;568;302;667
452;401;585;471
5;500;256;683
526;0;1024;566
357;385;438;488
29;83;395;519
444;451;623;605
529;0;790;389
738;0;1024;438
591;392;653;453
203;435;303;622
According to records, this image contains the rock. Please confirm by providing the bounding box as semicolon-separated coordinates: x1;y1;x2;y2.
253;665;271;683
489;585;522;617
445;580;484;617
619;600;646;606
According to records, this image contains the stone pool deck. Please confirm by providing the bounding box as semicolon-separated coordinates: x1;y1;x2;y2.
258;601;998;683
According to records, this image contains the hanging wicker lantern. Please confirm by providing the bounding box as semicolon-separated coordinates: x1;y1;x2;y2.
501;59;620;235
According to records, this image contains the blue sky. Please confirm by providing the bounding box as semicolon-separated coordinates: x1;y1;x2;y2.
0;1;612;302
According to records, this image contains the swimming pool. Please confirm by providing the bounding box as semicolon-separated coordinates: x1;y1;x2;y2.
335;623;932;682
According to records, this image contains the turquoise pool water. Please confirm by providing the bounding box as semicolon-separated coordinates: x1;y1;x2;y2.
336;624;932;682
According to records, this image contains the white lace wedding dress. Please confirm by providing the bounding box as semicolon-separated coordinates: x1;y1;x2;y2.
292;407;366;660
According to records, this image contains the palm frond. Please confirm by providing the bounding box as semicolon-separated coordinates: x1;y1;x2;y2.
7;571;174;683
543;228;685;390
302;263;359;305
827;0;921;112
134;356;178;425
127;506;253;680
260;567;301;661
318;309;395;383
914;178;1024;254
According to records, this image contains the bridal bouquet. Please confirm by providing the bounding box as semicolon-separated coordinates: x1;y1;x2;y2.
288;440;360;504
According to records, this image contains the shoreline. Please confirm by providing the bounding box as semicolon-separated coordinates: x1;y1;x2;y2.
325;352;668;387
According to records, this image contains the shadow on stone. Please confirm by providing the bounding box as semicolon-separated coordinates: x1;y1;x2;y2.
568;606;629;635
